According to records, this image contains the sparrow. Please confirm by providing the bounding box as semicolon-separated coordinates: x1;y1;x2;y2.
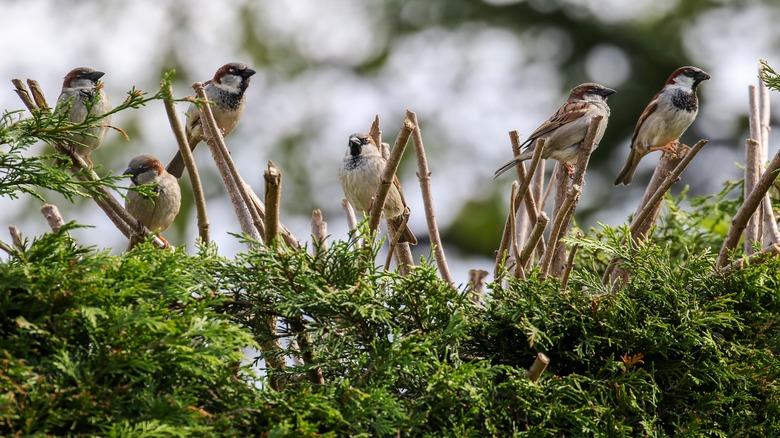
339;133;417;245
494;83;616;178
124;154;182;248
54;67;112;165
614;66;710;186
166;62;256;178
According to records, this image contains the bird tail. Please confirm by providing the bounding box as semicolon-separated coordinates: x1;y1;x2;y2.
613;149;642;186
165;135;200;179
494;159;520;179
389;216;417;245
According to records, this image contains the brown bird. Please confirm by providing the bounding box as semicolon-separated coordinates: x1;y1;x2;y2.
54;67;112;166
124;154;182;248
338;133;417;245
614;66;710;186
166;62;256;178
495;82;615;178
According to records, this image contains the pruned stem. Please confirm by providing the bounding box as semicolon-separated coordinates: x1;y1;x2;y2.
561;236;581;290
163;84;210;244
540;184;580;279
192;82;262;243
40;204;65;233
519;212;549;269
745;137;762;255
406;109;455;286
368;117;415;236
524;353;550;382
311;209;328;251
264;161;282;245
717;138;780;267
719;243;780;274
342;198;358;230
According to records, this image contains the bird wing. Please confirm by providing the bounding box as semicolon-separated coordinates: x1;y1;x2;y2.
630;92;661;148
523;100;593;147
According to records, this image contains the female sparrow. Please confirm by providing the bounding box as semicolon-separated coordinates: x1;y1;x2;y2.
339;133;417;245
166;62;256;178
495;82;615;178
614;66;710;186
124;154;182;248
54;67;112;165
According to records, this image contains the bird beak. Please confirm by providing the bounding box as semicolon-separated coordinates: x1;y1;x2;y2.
696;71;711;81
601;87;617;97
243;68;257;78
123;167;139;185
349;137;361;148
87;70;106;81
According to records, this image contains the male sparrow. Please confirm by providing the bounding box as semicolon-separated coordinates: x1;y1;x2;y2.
54;67;112;165
614;66;710;186
124;154;182;248
495;82;616;178
339;133;417;245
166;62;256;178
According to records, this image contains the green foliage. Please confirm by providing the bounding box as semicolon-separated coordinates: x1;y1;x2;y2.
1;108;779;436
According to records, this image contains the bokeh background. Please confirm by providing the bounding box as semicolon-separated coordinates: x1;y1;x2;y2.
2;0;779;283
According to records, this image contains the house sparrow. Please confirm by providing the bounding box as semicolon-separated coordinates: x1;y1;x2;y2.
614;66;710;186
339;133;417;245
166;62;256;178
54;67;112;165
124;154;182;248
494;83;616;178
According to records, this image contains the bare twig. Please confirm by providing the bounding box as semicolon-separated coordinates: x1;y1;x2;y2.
524;353;550;382
546;114;606;278
368;117;415;236
193;82;262;243
342;198;358;231
539;164;556;211
385;208;413;271
369;115;383;158
547;164;572;277
12;79;38;111
508;182;522;278
560;235;581;290
9;226;23;248
40;204;65;233
519;212;549;269
163;84;210;244
757;70;780;246
762;196;779;246
629;140;707;238
719;243;780;275
745;138;762;255
27;79;50;112
264;161;282;244
311;209;328;250
511;132;544;235
540;184;580;279
717;141;780;268
407;109;455;286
